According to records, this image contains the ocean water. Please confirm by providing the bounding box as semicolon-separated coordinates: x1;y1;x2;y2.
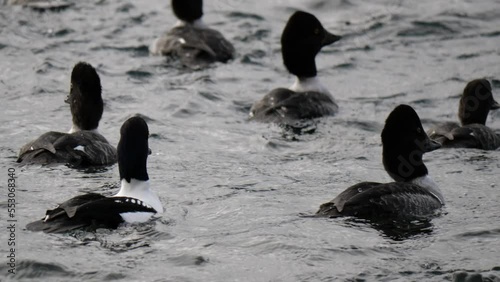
1;0;500;281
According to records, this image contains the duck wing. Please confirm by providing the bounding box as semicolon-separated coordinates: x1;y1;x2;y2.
26;193;106;233
446;124;500;150
152;26;234;68
317;182;442;220
18;131;117;166
427;121;459;143
26;194;157;233
53;131;117;166
316;182;380;217
250;88;338;124
17;131;66;164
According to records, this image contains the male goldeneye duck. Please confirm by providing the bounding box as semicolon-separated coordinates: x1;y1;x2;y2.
317;105;444;221
428;79;500;150
150;0;235;69
17;62;117;167
250;11;341;124
26;116;163;233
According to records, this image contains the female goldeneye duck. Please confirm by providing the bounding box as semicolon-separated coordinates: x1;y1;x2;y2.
249;11;341;124
428;79;500;150
150;0;235;69
317;105;444;221
26;116;163;233
17;62;117;167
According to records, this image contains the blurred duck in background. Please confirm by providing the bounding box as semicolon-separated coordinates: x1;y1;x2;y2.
428;79;500;150
150;0;235;69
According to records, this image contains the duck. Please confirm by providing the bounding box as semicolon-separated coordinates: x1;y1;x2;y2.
150;0;235;69
316;105;444;221
17;62;117;167
26;116;163;233
428;79;500;150
249;11;341;124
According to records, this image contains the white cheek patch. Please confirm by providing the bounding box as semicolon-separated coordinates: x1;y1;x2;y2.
120;212;154;223
74;145;85;152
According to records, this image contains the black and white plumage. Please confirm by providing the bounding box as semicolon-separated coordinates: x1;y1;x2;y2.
150;0;235;69
17;62;117;167
428;79;500;150
316;105;444;221
250;11;341;124
27;116;163;233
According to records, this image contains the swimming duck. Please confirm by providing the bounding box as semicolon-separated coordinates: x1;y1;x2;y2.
250;11;341;124
428;79;500;150
150;0;235;69
17;62;117;167
317;105;444;222
26;116;162;233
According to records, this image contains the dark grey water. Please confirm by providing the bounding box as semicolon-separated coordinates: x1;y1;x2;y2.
1;0;500;281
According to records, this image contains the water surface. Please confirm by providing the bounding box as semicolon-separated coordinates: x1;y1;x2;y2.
1;0;500;281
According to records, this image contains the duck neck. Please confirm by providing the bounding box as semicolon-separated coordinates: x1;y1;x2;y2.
68;124;98;134
116;178;150;196
284;56;317;79
175;18;207;29
459;108;489;126
289;76;330;94
383;146;429;183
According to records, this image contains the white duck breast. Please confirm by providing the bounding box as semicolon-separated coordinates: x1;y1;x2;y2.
113;179;163;214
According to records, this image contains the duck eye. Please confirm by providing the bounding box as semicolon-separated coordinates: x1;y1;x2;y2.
416;127;422;134
314;28;320;35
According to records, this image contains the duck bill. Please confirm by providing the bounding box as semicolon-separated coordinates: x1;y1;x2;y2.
322;31;341;47
491;99;500;110
423;138;441;152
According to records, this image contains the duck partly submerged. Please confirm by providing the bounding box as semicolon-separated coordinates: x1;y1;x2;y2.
428;79;500;150
150;0;235;69
317;105;444;222
250;11;341;124
17;62;117;167
26;116;163;233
